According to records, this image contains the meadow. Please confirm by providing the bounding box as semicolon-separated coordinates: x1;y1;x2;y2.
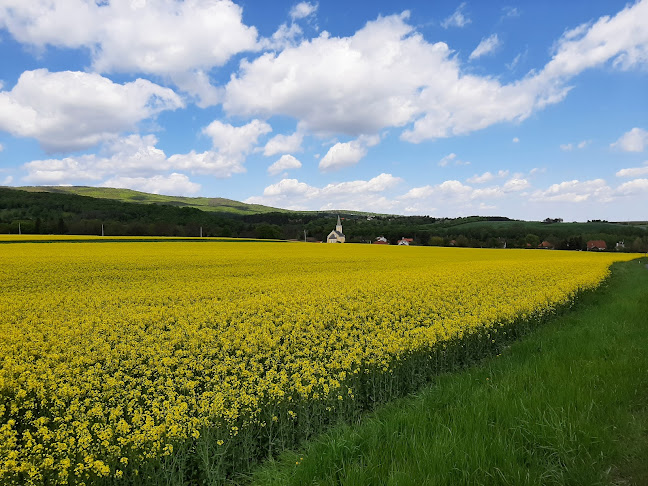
0;241;637;485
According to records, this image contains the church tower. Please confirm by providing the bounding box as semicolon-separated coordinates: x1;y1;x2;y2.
336;215;343;233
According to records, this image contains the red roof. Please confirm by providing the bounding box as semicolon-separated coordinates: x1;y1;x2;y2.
372;240;389;244
586;240;607;250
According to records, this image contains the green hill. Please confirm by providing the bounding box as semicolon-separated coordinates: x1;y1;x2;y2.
17;185;285;215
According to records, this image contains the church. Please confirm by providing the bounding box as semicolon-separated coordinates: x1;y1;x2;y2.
326;216;345;243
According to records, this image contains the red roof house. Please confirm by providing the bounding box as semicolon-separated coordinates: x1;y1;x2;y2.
587;240;607;251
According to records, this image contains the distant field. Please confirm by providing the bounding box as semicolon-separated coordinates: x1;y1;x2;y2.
0;242;636;485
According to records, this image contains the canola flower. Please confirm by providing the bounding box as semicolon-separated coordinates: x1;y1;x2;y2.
0;241;636;484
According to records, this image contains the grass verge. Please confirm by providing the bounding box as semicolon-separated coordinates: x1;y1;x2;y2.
249;259;648;486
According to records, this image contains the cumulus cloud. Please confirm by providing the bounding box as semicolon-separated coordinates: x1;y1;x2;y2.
21;125;264;186
611;127;648;152
101;173;201;196
531;179;613;203
0;69;183;152
290;2;318;20
319;135;379;171
469;34;501;60
0;0;258;76
512;137;520;143
502;177;530;192
268;154;302;175
263;131;304;156
616;161;648;178
615;177;648;195
23;134;169;184
466;170;509;184
225;2;648;144
441;3;471;29
203;119;271;157
247;173;402;211
2;176;14;185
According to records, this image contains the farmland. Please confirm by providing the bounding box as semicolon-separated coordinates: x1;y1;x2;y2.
0;241;637;485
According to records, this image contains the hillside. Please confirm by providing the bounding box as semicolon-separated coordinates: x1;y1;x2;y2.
1;186;646;250
17;185;285;215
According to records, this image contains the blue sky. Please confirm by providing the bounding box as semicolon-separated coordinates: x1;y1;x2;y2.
0;0;647;221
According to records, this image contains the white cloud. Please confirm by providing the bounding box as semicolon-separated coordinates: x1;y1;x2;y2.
469;34;501;60
23;134;167;184
467;170;509;184
247;173;402;211
615;178;648;195
0;143;3;152
438;153;470;167
167;150;248;178
263;131;304;156
561;140;590;151
502;7;520;19
0;69;183;152
260;22;304;51
402;180;473;200
268;154;302;175
224;3;648;144
101;173;201;196
512;137;520;143
2;176;13;185
203;119;271;157
502;177;530;192
290;2;318;20
0;0;258;76
611;127;648;152
441;3;471;29
319;134;379;171
616;161;648;178
540;0;648;79
531;179;612;203
21;127;262;185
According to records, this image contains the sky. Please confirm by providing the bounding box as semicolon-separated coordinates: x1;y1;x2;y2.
0;0;647;221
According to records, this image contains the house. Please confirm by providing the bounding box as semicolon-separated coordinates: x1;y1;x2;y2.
587;240;607;251
326;216;346;243
373;236;388;245
538;241;554;249
397;237;414;246
616;241;625;250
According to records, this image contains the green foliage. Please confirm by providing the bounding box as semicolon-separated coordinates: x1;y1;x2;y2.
1;187;645;248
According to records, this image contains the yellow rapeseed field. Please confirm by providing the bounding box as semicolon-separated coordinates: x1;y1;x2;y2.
0;241;636;484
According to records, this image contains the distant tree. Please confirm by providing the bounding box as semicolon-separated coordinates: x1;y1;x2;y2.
428;236;445;246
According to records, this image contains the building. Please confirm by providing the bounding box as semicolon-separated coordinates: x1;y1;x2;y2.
538;241;554;249
373;236;388;244
587;240;607;251
326;216;346;243
398;237;414;246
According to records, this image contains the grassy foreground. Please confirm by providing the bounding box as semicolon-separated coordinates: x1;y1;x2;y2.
250;259;648;486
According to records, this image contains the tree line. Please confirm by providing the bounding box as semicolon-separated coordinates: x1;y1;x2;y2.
1;188;646;251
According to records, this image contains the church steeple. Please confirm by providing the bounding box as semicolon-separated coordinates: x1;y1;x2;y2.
336;215;342;233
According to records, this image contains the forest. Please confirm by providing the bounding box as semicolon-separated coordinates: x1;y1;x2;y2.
1;187;647;251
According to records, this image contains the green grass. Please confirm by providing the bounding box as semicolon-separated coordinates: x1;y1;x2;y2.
249;259;648;486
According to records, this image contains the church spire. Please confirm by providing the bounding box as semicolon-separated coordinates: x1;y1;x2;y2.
336;215;342;233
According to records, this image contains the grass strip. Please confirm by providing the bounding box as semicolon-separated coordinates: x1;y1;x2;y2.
250;259;648;486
